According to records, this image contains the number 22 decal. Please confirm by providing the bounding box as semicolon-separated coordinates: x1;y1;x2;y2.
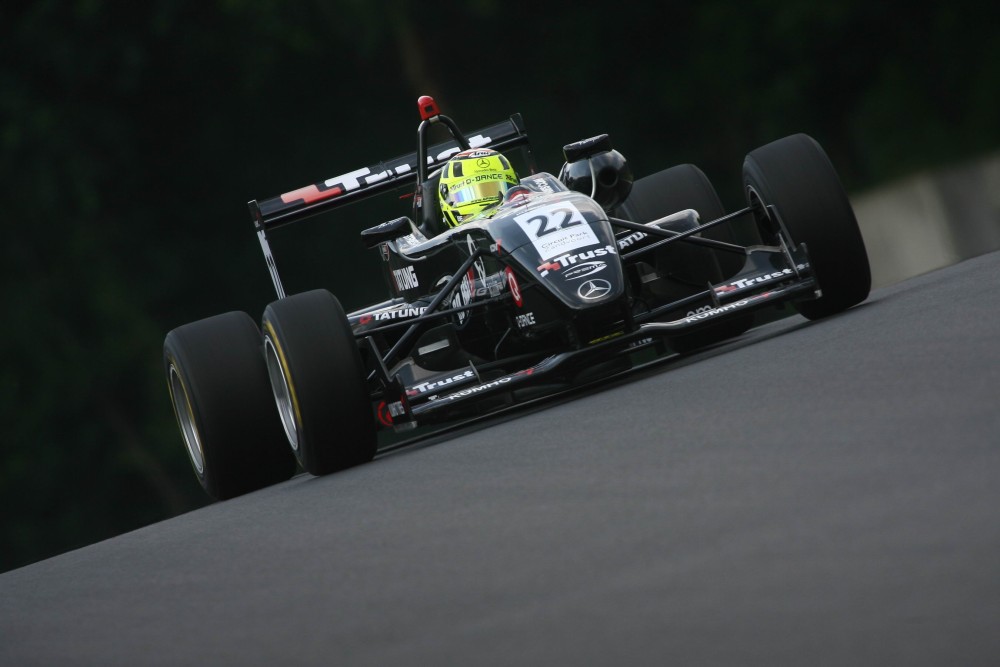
520;207;583;237
515;202;598;260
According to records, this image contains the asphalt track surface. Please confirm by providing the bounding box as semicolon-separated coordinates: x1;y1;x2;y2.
3;251;1000;666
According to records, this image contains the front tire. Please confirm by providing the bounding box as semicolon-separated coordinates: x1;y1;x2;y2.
743;134;871;320
164;312;297;501
262;289;377;476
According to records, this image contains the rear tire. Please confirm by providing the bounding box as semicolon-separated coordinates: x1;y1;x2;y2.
743;134;871;320
621;164;752;352
621;163;726;224
164;312;297;501
262;289;377;476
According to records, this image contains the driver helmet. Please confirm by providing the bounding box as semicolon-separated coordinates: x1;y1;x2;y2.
438;148;518;227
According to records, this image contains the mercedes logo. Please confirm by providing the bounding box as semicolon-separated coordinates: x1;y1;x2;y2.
578;279;612;300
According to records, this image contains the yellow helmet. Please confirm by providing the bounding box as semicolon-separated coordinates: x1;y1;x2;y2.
438;148;518;227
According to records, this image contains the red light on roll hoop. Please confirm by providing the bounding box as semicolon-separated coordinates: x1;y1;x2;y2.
418;95;440;120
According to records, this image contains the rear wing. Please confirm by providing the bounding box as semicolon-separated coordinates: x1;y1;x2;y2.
248;113;532;233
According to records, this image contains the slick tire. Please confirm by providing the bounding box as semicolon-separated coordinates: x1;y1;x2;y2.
623;164;752;353
262;289;377;476
743;134;871;320
621;163;727;224
164;311;297;501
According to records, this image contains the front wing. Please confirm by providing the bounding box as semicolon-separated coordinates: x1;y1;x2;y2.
356;202;819;429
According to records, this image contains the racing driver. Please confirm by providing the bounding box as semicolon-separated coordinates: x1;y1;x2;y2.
438;148;519;227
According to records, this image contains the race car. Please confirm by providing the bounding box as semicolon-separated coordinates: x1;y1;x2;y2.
164;95;871;500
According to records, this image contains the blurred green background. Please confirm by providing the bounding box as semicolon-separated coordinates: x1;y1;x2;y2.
3;0;999;573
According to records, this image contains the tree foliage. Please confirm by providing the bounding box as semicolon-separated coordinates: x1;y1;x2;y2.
2;0;998;572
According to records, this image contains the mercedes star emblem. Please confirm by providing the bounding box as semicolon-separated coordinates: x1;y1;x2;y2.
578;279;612;300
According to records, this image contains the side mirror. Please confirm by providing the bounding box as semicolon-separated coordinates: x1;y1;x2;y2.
361;216;414;249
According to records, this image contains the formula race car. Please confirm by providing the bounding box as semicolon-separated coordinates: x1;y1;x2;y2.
164;96;871;500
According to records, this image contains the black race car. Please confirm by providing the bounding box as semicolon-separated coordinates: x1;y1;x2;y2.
164;96;871;500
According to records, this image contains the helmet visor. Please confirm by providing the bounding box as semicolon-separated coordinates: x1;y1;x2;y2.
446;179;513;207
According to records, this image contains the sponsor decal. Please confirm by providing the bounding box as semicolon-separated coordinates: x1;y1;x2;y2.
409;369;476;395
278;134;494;206
392;266;419;291
588;331;624;345
628;336;654;349
475;281;503;298
362;306;427;324
686;304;715;317
716;264;808;293
617;231;648;250
505;267;523;307
448;172;518;193
537;244;617;277
435;376;513;402
429;137;485;166
684;299;750;322
514;202;598;260
515;312;536;329
376;401;394;426
455;147;498;159
449;269;475;325
578;279;612;300
473;268;507;298
281;167;402;205
529;176;555;194
467;235;488;284
279;183;344;206
562;260;607;280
